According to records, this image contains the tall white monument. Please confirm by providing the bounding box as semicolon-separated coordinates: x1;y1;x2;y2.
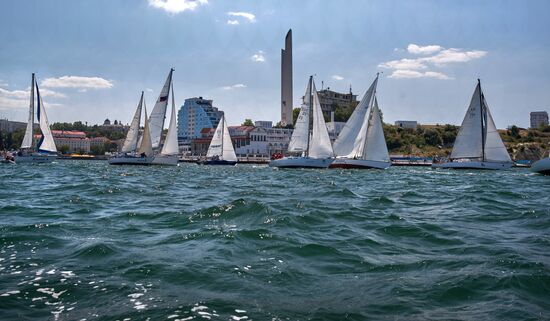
281;29;293;126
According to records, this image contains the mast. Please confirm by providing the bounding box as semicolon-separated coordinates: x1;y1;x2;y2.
479;79;486;162
220;114;224;160
306;76;313;157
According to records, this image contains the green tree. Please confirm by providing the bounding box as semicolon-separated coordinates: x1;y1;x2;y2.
508;125;520;138
423;129;442;146
242;119;254;126
58;145;70;154
90;145;105;155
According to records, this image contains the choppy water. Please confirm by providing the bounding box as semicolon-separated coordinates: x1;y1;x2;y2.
0;161;549;321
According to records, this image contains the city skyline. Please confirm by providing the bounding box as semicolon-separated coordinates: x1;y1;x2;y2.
1;0;550;128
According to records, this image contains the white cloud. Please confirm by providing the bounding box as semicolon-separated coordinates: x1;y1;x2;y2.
41;76;113;89
251;50;265;62
407;44;442;55
221;84;247;90
227;11;256;23
388;70;451;80
379;58;427;70
148;0;207;14
146;88;154;92
332;75;344;81
0;80;8;87
0;87;64;110
227;19;239;25
423;48;487;66
379;44;486;81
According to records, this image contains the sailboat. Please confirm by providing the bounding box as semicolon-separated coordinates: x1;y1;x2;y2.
330;74;390;169
108;92;154;165
531;145;550;175
14;73;58;164
200;114;238;165
151;80;179;166
269;76;334;168
433;79;513;170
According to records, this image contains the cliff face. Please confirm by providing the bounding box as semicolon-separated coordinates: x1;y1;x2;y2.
510;143;549;161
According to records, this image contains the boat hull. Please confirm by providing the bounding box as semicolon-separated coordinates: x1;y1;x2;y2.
14;154;57;164
151;154;179;166
108;156;154;165
269;157;333;168
531;158;550;175
329;158;391;169
200;160;237;166
432;161;513;170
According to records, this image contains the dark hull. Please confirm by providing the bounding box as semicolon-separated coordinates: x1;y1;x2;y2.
329;163;378;169
201;160;237;166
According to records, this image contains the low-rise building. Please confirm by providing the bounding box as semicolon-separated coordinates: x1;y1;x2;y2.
530;111;549;128
31;130;110;154
0;119;38;133
395;120;418;129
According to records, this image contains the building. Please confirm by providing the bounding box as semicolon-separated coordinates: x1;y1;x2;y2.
395;120;418;129
266;127;293;156
326;121;347;142
177;97;224;145
34;130;90;153
316;87;359;119
530;111;549;128
281;29;293;126
254;120;273;129
0;119;38;133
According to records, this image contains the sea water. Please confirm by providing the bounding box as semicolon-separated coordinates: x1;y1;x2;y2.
0;161;549;320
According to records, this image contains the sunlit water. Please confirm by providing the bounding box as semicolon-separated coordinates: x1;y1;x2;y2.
0;161;549;320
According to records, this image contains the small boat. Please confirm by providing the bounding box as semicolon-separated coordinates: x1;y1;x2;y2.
432;79;513;170
108;92;154;165
330;74;390;169
14;73;58;164
531;158;550;175
269;76;334;168
151;79;179;166
200;114;238;166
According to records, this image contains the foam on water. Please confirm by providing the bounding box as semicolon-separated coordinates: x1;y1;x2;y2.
0;161;549;320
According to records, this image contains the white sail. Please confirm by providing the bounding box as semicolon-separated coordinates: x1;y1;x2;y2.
333;74;378;157
160;82;179;156
362;96;390;162
450;82;484;159
121;92;143;153
149;69;173;149
35;82;57;153
483;96;512;162
21;73;35;149
308;81;333;158
206;115;237;161
287;78;312;154
138;104;153;157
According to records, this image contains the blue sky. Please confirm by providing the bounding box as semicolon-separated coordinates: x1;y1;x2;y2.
1;0;549;128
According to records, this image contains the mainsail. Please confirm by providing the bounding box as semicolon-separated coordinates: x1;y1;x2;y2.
138;104;153;157
206;114;237;161
450;80;511;162
308;80;333;158
121;92;143;153
333;74;378;157
149;69;173;149
362;96;390;162
21;73;35;149
160;82;179;156
35;81;57;153
287;78;312;154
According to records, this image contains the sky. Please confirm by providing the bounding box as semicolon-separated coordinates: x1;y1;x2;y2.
1;0;549;128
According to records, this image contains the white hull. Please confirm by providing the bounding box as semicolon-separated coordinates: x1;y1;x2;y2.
531;158;550;175
269;157;333;168
151;154;179;166
14;154;57;164
108;156;154;165
432;160;512;170
330;158;390;169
